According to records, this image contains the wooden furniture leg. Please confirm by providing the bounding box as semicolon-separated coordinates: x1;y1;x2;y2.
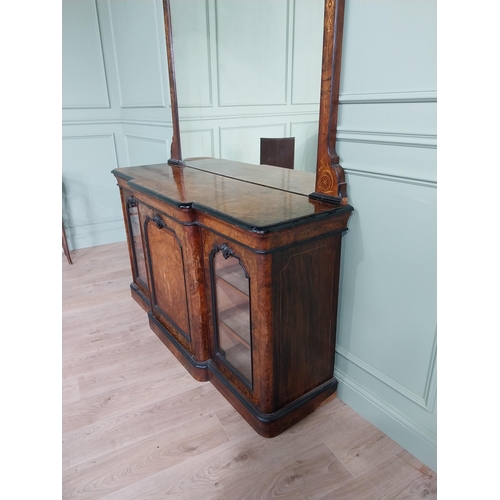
62;221;73;264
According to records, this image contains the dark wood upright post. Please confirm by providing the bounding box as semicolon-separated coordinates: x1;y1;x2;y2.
162;0;184;167
309;0;347;205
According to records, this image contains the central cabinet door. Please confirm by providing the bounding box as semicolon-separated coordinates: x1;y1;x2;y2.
140;204;208;361
146;210;190;344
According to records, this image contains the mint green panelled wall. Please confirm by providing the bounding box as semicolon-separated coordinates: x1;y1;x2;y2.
62;0;437;471
170;0;324;167
335;0;437;471
62;0;172;250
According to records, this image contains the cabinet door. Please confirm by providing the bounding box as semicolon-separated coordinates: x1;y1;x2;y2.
210;244;253;390
120;190;149;305
142;207;192;350
126;197;148;290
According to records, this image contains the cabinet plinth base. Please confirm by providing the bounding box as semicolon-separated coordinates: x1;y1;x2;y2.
148;313;209;382
208;362;338;438
130;284;150;312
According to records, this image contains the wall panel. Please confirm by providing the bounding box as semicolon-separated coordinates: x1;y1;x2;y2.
62;132;124;249
339;101;437;137
290;120;319;173
215;0;290;106
181;129;215;159
341;0;436;95
335;133;437;471
291;0;323;104
107;0;167;108
338;140;436;183
62;0;110;109
337;174;436;393
171;0;213;107
124;135;169;167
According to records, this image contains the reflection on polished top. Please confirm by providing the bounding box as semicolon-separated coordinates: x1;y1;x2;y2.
112;158;353;232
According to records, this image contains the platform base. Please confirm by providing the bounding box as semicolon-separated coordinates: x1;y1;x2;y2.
130;283;150;312
208;362;338;438
148;313;209;382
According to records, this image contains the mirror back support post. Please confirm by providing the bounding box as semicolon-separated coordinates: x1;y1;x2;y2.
162;0;184;167
309;0;348;206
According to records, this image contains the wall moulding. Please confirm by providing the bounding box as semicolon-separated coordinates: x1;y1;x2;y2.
62;0;110;110
218;123;288;134
339;90;437;104
214;0;290;107
63;102;112;111
344;169;437;188
63;113;319;127
170;0;213;108
62;133;117;144
339;140;437;183
335;334;437;413
124;134;167;143
179;110;319;122
337;129;437;149
334;369;437;471
107;0;168;109
65;218;126;250
62;134;119;186
180;129;215;157
63;119;123;126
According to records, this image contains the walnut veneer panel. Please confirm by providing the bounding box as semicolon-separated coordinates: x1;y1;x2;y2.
272;233;341;409
112;162;352;233
184;158;310;195
146;218;190;339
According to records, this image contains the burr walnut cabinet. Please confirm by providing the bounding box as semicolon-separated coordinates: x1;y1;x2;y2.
112;0;352;437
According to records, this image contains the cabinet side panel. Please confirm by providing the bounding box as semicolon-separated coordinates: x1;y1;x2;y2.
147;221;191;340
273;234;341;409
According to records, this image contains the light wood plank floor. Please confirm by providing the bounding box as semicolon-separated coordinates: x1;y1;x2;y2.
62;242;437;499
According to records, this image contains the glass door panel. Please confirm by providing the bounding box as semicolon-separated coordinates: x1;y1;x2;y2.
213;249;252;385
128;202;147;284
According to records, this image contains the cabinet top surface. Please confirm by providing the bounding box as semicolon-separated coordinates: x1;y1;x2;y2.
112;158;352;232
